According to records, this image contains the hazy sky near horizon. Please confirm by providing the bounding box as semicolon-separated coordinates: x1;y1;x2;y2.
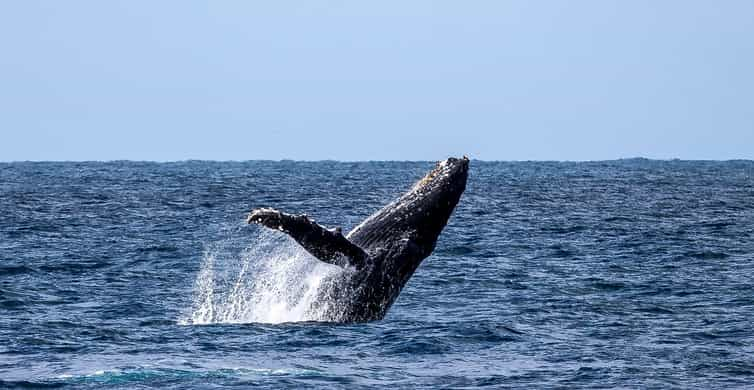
1;1;752;161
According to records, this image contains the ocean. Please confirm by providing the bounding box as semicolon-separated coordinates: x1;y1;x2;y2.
1;159;753;388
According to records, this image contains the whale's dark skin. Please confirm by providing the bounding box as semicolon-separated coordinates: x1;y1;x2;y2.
247;156;469;322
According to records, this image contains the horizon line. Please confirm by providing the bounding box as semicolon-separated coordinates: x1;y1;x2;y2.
2;157;753;164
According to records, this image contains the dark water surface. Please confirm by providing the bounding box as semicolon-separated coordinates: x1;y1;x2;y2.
1;160;753;388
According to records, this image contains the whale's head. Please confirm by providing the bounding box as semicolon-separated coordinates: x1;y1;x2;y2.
348;156;469;262
404;156;469;250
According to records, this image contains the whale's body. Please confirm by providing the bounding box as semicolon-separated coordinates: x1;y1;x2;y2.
248;157;469;322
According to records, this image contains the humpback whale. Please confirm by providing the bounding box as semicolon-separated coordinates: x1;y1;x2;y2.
247;156;469;322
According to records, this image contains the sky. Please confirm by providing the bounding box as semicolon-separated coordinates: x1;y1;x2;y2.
1;1;752;161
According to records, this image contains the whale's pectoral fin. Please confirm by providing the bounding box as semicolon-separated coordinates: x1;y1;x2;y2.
247;208;368;269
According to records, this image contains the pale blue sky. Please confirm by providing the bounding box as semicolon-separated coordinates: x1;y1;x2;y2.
1;1;752;161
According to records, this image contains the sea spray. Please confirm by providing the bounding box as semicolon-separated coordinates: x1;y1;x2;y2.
183;226;343;324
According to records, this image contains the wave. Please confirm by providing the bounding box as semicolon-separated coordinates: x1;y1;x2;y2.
0;366;323;388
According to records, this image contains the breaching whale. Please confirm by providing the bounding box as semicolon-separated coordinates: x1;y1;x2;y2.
247;156;469;322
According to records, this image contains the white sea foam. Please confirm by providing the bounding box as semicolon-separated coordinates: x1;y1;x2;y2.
182;227;342;325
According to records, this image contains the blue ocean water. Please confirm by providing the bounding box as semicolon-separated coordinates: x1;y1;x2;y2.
1;160;753;389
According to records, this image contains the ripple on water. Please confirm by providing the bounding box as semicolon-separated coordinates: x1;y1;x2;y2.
1;160;754;388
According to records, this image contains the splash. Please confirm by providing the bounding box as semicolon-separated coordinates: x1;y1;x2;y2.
182;226;343;324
